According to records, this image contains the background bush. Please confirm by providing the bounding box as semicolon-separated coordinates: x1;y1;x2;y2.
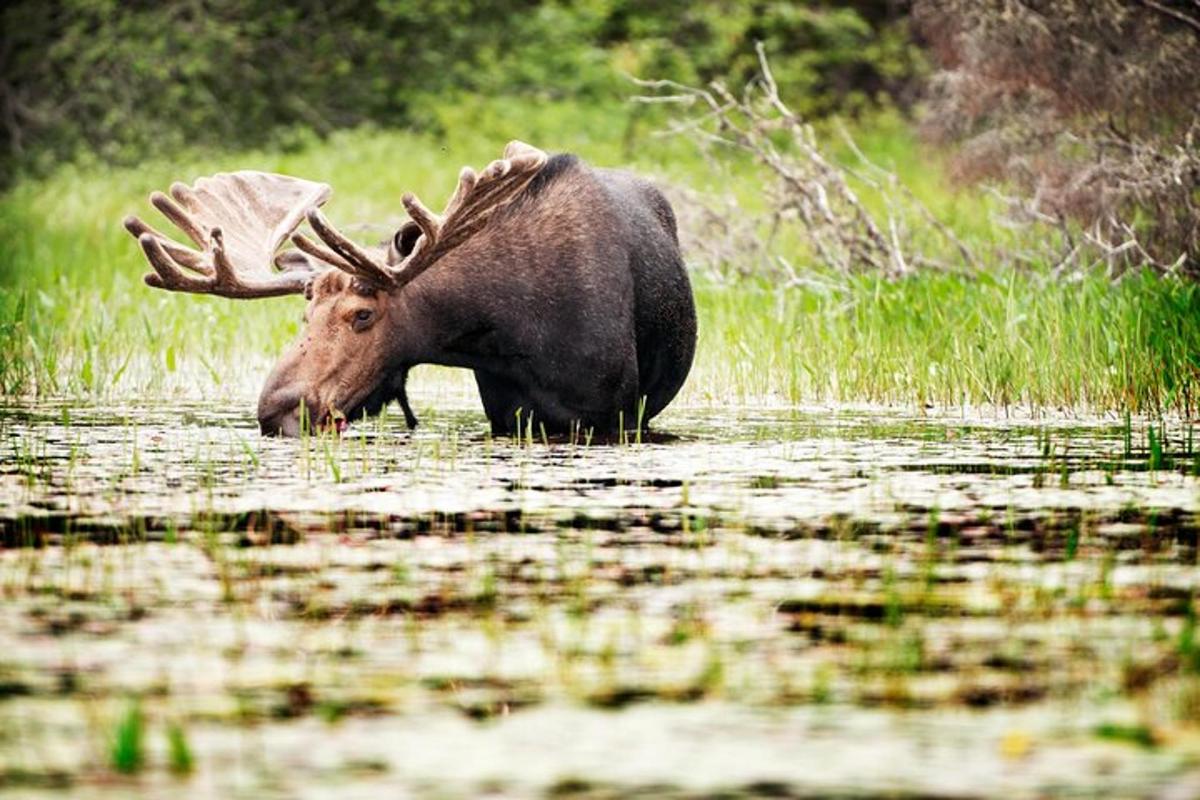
915;0;1200;275
0;0;922;184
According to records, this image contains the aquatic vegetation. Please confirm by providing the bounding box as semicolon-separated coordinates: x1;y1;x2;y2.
1;401;1199;796
4;106;1200;415
165;722;194;775
110;700;145;775
4;96;1200;800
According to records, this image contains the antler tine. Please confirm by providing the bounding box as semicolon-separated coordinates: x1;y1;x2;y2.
290;232;357;273
503;140;545;161
123;215;211;274
442;166;481;219
210;228;238;286
137;230;311;298
401;192;442;243
125;171;332;299
139;234;209;292
305;208;397;287
151;190;208;248
390;141;548;287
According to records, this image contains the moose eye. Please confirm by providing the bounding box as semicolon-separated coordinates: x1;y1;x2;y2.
351;308;375;332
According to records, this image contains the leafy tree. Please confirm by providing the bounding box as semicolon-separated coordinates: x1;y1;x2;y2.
0;1;923;184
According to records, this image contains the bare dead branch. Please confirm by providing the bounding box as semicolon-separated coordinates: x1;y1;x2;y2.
1138;0;1200;33
635;43;977;279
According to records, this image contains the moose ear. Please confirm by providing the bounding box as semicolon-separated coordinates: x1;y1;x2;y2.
390;221;423;263
274;249;319;273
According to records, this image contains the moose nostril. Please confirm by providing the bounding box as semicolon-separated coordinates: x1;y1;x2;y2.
257;389;308;437
259;409;300;437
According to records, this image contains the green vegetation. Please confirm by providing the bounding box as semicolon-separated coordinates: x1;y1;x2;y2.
166;722;195;775
1;1;919;184
701;269;1200;414
2;4;1198;797
2;98;1198;414
110;699;145;775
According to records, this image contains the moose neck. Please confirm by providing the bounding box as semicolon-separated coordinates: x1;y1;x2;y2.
385;271;476;372
386;250;523;376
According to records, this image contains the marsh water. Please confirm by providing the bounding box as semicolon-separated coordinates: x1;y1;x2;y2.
3;396;1200;798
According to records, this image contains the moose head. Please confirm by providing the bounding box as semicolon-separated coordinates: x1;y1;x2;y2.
123;142;549;436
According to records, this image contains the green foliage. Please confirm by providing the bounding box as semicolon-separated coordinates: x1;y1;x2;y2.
606;0;923;115
698;268;1200;414
1;0;596;181
2;103;1198;416
0;1;921;183
1093;722;1158;748
110;699;145;774
166;722;194;775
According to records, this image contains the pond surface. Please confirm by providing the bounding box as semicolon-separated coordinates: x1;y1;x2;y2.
2;399;1200;798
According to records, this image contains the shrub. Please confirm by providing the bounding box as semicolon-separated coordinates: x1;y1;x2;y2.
0;1;923;184
915;0;1200;275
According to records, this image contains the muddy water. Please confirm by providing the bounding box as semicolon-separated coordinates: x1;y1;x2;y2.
2;399;1200;798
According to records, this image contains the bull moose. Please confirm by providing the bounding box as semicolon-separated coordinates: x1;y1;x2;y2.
123;142;697;437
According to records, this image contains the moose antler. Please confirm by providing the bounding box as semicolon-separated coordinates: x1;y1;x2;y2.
124;171;332;298
303;141;549;289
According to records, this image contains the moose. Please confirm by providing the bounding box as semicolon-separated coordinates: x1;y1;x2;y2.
123;142;697;437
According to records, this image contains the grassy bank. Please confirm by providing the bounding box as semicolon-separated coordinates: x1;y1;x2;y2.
1;101;1197;415
700;272;1200;414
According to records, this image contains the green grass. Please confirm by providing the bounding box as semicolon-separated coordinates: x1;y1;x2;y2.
166;722;194;775
110;700;145;774
2;98;1198;414
697;269;1200;414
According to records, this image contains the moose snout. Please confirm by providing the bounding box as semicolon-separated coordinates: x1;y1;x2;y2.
257;349;323;437
257;387;307;437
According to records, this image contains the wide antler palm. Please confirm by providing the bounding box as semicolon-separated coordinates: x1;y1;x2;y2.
124;171;332;298
126;142;548;297
301;140;548;289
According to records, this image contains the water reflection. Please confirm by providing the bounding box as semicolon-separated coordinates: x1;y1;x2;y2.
0;400;1198;798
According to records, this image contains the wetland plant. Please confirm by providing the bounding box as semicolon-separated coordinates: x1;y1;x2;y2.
166;722;194;775
110;700;145;775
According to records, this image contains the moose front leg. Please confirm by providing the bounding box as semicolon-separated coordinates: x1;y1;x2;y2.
394;368;418;430
398;391;418;430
